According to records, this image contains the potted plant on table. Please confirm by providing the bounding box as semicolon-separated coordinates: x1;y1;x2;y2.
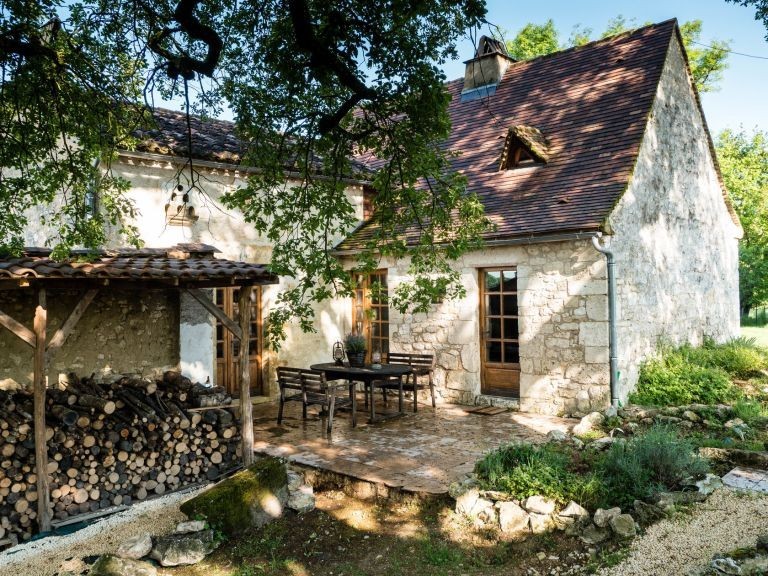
344;333;367;367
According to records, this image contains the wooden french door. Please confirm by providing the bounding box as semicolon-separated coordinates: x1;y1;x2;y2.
352;271;389;361
214;287;262;396
480;269;520;397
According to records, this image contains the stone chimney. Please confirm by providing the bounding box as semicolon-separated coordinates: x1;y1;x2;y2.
461;36;515;101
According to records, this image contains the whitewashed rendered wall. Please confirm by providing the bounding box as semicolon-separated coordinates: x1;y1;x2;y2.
110;155;364;391
375;240;609;416
607;37;741;401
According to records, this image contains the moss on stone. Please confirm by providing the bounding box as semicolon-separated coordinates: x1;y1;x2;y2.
180;457;288;536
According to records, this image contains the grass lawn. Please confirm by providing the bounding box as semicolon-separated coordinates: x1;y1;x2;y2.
741;326;768;348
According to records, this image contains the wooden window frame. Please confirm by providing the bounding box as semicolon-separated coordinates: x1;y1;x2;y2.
214;287;263;395
479;267;521;397
351;270;389;361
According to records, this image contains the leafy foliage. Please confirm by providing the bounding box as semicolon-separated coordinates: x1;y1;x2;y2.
631;355;735;406
344;332;367;354
1;0;492;347
597;426;709;509
502;16;729;92
504;20;560;60
716;129;768;315
474;443;603;507
476;429;714;512
630;338;768;406
0;0;145;255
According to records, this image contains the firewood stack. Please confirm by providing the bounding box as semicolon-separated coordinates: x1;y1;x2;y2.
0;371;240;543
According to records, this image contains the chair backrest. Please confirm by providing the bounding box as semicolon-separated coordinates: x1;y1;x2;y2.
301;370;326;394
386;352;412;366
277;367;304;392
387;352;435;372
409;353;435;372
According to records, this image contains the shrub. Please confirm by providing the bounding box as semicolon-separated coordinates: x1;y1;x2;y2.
474;443;603;507
731;398;768;427
596;426;709;509
698;337;768;378
628;339;762;406
630;354;735;406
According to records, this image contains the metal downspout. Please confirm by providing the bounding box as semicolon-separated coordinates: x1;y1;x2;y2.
591;234;619;407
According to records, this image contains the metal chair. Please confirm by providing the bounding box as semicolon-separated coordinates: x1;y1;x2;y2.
277;367;356;434
380;352;436;412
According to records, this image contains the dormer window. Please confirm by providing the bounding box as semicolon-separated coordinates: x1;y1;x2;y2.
499;125;550;170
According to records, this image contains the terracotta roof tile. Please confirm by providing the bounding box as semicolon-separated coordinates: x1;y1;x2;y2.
0;245;278;287
338;21;679;250
132;109;373;176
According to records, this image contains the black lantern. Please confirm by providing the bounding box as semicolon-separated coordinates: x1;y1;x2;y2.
333;341;345;365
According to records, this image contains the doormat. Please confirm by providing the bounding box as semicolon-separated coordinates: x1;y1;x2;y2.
464;406;507;415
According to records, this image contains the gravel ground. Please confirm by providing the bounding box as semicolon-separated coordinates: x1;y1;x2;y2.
0;485;209;576
600;488;768;576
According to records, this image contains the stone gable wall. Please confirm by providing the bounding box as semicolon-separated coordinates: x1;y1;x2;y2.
382;239;609;416
607;36;741;401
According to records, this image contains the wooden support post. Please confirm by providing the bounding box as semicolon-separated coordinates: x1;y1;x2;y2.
185;288;242;340
33;288;52;533
238;286;254;467
0;307;36;347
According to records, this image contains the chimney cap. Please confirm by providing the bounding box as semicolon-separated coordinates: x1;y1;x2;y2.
463;35;516;65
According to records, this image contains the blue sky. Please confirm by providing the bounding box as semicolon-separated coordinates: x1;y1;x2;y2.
440;0;768;135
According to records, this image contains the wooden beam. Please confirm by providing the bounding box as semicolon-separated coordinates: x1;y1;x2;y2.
185;288;243;340
46;289;98;358
238;286;254;467
33;288;52;533
0;307;36;347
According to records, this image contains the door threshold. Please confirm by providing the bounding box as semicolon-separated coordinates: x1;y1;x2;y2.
476;395;520;410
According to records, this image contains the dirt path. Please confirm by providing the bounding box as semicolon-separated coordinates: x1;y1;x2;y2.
0;487;206;576
600;488;768;576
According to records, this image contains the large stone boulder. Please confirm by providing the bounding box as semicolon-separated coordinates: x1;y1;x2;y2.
180;457;288;537
522;495;556;515
559;501;589;520
496;501;530;536
573;412;605;436
695;473;724;496
150;530;219;567
529;513;556;534
633;500;666;525
593;507;621;528
175;520;207;534
115;533;153;560
90;555;157;576
579;524;610;545
288;485;316;513
609;514;637;539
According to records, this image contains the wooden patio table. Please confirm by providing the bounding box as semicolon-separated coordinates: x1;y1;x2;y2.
310;363;412;424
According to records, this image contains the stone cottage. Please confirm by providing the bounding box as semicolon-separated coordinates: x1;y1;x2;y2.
5;19;741;415
332;18;741;414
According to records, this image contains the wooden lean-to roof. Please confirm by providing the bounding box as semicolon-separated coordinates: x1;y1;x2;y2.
337;20;683;251
0;244;278;290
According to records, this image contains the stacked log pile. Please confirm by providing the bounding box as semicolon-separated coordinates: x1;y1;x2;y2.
0;371;240;543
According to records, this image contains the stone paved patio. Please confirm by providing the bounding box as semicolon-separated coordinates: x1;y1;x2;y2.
251;397;576;495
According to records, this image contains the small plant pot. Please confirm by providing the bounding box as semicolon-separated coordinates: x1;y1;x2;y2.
348;352;366;367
